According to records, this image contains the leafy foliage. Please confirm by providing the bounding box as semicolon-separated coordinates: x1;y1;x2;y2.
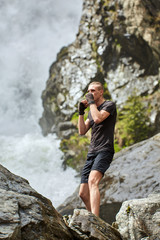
116;95;151;147
60;133;90;170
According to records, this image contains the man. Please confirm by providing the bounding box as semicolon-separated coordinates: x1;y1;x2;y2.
78;81;117;216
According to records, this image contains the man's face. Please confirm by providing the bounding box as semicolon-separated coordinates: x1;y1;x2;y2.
87;84;103;101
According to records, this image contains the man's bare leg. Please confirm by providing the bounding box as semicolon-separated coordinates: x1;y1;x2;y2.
79;183;91;211
88;170;103;216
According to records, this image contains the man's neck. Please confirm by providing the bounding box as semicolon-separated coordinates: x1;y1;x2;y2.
95;97;105;107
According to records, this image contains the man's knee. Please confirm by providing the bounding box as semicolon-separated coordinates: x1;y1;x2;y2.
79;185;89;202
88;176;97;188
79;189;87;201
88;170;103;187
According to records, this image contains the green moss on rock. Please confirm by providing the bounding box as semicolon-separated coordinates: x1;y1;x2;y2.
57;46;69;61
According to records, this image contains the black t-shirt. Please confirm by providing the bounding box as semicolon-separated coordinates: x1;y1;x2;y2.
88;100;117;153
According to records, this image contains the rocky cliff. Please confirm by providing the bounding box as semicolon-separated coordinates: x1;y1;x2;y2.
39;0;160;139
0;164;72;240
0;164;159;239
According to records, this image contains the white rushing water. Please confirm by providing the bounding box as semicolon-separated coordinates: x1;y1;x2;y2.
0;0;82;207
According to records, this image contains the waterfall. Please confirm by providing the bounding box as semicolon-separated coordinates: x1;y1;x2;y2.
0;0;82;207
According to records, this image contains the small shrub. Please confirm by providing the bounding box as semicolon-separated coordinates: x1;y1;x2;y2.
116;95;151;147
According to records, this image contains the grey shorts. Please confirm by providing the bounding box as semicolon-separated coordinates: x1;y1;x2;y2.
81;151;114;184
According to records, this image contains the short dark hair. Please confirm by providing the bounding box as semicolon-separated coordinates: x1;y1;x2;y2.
89;81;104;91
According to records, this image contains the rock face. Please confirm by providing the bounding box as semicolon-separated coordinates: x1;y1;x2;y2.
0;164;73;240
0;164;121;240
116;194;160;240
64;209;122;240
40;0;160;137
1;163;159;240
57;133;160;223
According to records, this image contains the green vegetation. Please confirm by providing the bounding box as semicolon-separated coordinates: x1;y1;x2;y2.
90;40;104;74
126;205;131;216
101;0;110;7
57;46;68;61
60;133;90;170
114;139;123;153
103;82;111;99
60;107;90;170
115;95;151;147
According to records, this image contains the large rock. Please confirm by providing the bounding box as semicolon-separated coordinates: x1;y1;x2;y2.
64;209;122;240
57;133;160;223
116;193;160;240
0;164;123;240
1;163;159;240
0;164;73;240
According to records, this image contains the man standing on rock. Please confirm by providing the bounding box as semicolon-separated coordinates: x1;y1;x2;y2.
78;81;117;216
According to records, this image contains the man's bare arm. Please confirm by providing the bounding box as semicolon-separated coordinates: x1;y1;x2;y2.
89;104;110;124
78;116;90;135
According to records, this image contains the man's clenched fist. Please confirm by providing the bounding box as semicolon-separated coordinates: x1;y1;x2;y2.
86;93;95;105
78;102;87;115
